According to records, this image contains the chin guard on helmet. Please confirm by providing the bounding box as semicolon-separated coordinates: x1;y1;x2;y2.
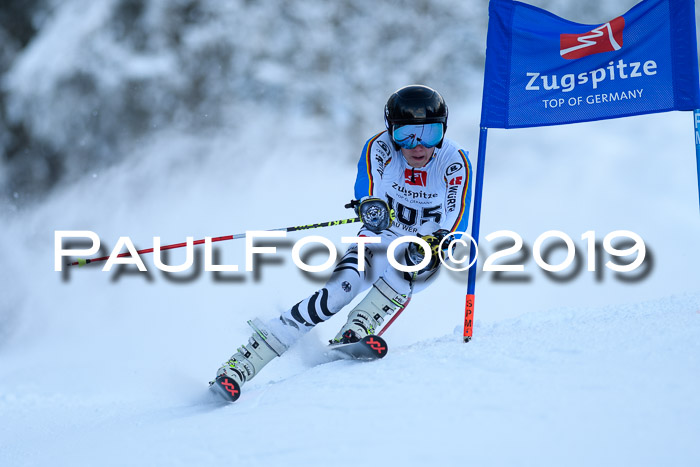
346;197;395;233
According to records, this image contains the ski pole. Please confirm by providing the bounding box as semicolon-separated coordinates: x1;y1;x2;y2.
66;216;361;267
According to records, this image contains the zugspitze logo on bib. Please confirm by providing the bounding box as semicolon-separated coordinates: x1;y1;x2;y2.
560;16;625;60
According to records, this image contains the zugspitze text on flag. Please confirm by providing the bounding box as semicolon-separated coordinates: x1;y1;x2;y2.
480;0;700;129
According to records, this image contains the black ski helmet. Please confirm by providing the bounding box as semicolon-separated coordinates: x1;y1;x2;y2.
384;85;448;150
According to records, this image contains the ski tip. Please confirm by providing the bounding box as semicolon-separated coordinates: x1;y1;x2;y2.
361;335;388;358
210;375;241;402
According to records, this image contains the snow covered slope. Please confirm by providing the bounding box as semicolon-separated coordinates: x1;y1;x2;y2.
1;105;700;465
1;294;699;466
0;101;698;465
2;1;700;465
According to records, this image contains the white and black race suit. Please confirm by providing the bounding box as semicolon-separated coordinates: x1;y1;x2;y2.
279;130;473;333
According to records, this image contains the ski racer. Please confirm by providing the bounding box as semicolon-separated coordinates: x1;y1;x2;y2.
212;85;473;398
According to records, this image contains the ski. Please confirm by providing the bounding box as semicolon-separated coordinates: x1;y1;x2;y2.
328;335;388;360
209;375;242;402
210;335;388;403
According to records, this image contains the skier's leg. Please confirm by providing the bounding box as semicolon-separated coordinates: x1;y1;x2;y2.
332;228;441;342
331;229;409;342
330;275;411;343
214;318;288;390
277;241;375;334
214;237;378;389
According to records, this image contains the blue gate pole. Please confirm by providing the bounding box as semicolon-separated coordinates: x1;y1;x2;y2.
694;110;700;213
463;127;489;343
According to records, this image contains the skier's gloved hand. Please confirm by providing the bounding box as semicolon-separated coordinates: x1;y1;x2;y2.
432;229;451;251
347;197;395;233
407;228;451;273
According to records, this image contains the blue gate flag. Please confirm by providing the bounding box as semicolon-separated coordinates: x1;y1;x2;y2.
481;0;700;128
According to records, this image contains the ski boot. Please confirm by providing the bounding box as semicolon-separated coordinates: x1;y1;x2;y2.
210;318;288;402
330;277;410;344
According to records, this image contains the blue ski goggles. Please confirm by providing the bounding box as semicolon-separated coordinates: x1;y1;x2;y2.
392;123;444;149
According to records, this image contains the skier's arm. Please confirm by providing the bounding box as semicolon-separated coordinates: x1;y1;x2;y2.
442;149;473;234
354;132;385;199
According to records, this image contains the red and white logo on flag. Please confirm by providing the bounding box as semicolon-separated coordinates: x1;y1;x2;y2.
560;16;625;60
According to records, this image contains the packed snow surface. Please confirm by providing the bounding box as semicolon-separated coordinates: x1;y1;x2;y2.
2;111;700;465
2;1;700;465
1;294;699;466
